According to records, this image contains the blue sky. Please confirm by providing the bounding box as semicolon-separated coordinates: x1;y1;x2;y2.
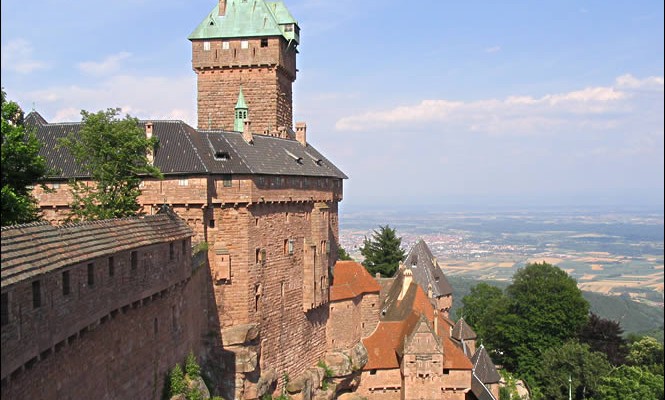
2;0;663;210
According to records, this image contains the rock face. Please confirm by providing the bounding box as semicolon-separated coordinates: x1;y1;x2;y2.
188;376;211;399
221;324;259;346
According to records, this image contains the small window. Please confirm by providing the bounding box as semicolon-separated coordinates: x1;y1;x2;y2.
52;183;60;189
169;243;175;260
87;263;95;286
222;174;232;187
260;38;268;47
215;151;230;161
288;240;294;255
182;240;187;256
284;24;293;32
203;41;211;51
131;251;138;270
370;369;377;375
222;41;230;50
1;293;9;326
32;281;41;309
62;271;71;295
241;40;249;49
108;257;115;277
178;178;189;186
209;219;215;228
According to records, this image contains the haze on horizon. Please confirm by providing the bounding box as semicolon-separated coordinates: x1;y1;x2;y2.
1;0;663;209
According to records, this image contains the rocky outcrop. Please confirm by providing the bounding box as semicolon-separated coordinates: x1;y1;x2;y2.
221;323;259;346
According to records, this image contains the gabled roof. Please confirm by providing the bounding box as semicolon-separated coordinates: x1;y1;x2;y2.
362;276;473;371
471;345;501;384
189;0;298;42
403;239;453;297
25;112;347;180
451;317;477;341
330;260;380;302
1;209;192;288
402;314;443;355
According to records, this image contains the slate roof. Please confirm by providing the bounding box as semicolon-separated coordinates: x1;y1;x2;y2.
471;372;498;400
330;260;380;302
1;208;192;289
471;345;501;384
25;112;347;180
451;317;477;341
403;239;453;297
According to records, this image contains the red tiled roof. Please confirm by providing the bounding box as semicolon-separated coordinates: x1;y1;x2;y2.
362;281;473;371
330;261;381;301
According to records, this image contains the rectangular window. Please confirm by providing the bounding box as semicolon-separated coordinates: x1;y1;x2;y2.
241;40;249;49
222;41;230;50
170;243;175;260
1;292;9;326
108;257;114;277
131;251;138;270
203;41;211;51
178;178;189;186
209;219;215;228
32;281;41;309
284;24;293;32
260;38;268;47
52;183;60;189
288;239;294;255
222;174;232;187
87;263;95;286
62;271;71;296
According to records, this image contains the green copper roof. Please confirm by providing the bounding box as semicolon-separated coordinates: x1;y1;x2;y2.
235;87;248;109
189;0;299;43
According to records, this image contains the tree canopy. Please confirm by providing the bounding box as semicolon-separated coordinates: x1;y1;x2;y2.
359;225;405;277
59;108;162;221
1;89;48;226
579;312;628;366
337;244;353;261
596;365;664;400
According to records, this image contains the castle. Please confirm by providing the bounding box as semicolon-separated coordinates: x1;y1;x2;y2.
1;1;499;399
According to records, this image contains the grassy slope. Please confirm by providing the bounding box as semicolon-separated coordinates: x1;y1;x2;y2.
448;276;664;339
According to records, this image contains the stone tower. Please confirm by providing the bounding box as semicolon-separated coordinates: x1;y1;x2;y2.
189;0;300;131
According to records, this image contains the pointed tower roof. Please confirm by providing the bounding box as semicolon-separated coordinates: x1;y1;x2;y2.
451;317;477;341
235;87;248;109
189;0;299;44
402;314;443;355
403;239;453;297
471;345;501;384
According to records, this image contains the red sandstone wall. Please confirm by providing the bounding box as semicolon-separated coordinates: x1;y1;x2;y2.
1;243;209;400
360;293;380;338
356;369;402;400
192;36;296;131
327;297;362;351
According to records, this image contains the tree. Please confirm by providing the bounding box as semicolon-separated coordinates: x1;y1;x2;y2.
359;225;405;277
535;340;611;400
59;108;161;221
596;365;664;400
626;336;664;376
1;89;48;226
578;312;628;366
456;283;505;339
337;244;353;261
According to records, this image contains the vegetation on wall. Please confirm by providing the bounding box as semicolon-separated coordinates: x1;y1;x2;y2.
1;89;48;226
59;107;162;221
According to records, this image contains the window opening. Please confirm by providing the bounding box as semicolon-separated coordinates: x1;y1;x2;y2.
62;271;71;295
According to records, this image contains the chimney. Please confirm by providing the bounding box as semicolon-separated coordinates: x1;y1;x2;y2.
145;122;154;164
242;120;253;144
434;309;439;335
295;122;307;146
399;269;413;301
219;0;226;16
427;283;433;299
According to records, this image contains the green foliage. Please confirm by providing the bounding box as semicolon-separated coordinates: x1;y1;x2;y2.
185;351;201;379
1;89;48;226
626;335;664;376
578;312;628;366
58;107;161;221
169;364;187;397
498;370;525;400
457;282;504;340
337;244;353;261
535;340;611;400
317;360;334;391
596;365;664;400
359;225;405;277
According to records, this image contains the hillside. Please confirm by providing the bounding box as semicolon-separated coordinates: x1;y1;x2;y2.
448;276;664;339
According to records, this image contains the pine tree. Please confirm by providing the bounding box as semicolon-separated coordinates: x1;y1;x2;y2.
360;225;405;277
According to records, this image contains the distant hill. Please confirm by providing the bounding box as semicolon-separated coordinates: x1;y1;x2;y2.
448;276;664;340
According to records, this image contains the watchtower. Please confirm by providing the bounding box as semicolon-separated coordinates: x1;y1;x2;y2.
189;0;300;132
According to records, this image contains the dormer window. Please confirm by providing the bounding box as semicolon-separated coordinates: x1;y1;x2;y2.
284;24;293;32
215;151;230;160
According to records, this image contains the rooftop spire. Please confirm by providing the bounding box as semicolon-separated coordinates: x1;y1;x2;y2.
234;87;248;132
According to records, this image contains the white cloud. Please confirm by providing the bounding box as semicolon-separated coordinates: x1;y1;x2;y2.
335;75;662;135
77;52;132;76
485;46;501;53
21;74;197;126
0;38;49;73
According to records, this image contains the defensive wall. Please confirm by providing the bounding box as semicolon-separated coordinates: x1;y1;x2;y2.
0;211;212;400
